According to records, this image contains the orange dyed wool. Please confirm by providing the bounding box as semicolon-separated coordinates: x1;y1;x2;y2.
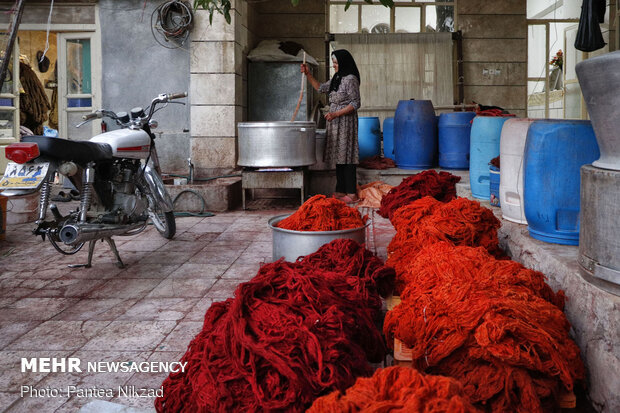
307;366;482;413
386;196;503;285
384;243;584;413
277;194;367;231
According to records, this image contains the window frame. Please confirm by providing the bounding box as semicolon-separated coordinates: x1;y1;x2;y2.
329;0;457;34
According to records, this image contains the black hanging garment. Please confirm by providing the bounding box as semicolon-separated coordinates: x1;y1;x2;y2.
574;0;607;52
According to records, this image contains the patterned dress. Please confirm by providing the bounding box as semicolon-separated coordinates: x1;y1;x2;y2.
319;75;361;168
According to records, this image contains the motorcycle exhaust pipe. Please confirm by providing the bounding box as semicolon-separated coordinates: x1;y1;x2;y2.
59;223;144;245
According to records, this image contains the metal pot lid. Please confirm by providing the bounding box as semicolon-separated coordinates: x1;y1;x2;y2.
238;121;316;128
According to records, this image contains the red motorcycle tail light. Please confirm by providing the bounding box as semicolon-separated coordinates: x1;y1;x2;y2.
5;143;40;164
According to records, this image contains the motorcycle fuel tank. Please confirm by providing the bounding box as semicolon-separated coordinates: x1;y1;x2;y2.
90;129;151;159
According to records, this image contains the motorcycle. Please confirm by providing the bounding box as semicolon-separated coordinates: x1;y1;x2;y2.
0;92;187;268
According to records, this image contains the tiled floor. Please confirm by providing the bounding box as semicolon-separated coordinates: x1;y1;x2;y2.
0;207;395;412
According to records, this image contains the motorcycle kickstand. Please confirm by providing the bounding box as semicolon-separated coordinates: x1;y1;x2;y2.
104;237;125;269
68;237;125;269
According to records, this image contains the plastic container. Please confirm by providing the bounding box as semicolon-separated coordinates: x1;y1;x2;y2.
382;117;395;160
500;118;534;224
393;100;437;169
469;116;510;199
358;117;381;160
438;112;476;169
489;165;500;207
524;120;600;245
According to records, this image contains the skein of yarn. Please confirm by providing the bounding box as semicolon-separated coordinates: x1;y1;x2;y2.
384;242;584;413
277;194;367;231
156;239;395;413
378;170;461;221
307;366;482;413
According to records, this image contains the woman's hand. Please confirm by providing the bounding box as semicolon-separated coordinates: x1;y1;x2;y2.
325;112;339;121
300;64;310;75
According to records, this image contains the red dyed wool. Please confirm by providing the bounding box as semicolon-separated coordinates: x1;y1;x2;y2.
155;239;395;413
277;194;367;231
378;170;461;221
384;243;584;413
359;155;397;170
307;366;482;413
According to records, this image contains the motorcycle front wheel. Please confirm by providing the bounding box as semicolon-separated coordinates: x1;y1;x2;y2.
148;203;176;239
138;180;176;239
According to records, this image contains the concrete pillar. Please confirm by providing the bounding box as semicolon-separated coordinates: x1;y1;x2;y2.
190;1;250;174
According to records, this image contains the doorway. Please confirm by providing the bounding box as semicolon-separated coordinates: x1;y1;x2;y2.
0;29;100;174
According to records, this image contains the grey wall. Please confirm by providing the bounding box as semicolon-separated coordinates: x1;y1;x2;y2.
99;0;191;173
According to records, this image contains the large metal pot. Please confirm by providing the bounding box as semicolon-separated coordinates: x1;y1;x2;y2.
576;51;620;170
268;214;368;262
238;121;316;167
309;129;328;170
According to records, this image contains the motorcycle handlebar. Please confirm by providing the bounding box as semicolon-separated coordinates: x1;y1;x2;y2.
82;111;101;121
168;92;187;100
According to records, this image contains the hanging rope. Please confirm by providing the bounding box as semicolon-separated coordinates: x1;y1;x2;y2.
39;0;54;63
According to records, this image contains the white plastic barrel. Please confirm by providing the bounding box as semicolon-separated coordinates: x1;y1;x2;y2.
499;118;534;224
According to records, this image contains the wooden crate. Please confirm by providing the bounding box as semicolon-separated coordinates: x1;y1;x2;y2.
394;337;413;361
386;294;401;311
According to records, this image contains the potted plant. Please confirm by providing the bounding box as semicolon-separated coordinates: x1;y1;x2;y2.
549;49;563;91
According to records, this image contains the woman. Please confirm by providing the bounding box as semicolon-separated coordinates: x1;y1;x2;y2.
302;49;361;203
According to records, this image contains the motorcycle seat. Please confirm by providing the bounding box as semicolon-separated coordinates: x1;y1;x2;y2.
22;136;113;165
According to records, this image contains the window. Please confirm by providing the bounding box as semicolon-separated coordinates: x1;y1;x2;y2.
527;0;613;119
329;1;456;34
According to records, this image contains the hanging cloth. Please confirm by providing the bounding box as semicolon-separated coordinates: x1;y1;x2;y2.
574;0;607;52
19;62;51;135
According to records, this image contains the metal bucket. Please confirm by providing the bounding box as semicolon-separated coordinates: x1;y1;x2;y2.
237;121;316;168
268;214;368;262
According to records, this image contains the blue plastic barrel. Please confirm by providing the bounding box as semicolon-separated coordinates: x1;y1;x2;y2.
358;117;381;160
393;100;437;169
489;165;500;207
438;112;476;169
524;120;599;245
469;116;510;199
382;117;395;160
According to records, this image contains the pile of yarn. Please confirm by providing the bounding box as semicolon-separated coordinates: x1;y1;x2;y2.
359;155;397;170
156;239;394;413
277;194;367;231
387;196;503;288
307;366;481;413
378;170;461;221
357;181;393;209
384;242;584;413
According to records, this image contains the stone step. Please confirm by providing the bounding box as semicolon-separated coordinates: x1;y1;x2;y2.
165;177;242;213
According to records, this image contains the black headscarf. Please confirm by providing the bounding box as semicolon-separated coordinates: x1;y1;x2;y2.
329;49;360;93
